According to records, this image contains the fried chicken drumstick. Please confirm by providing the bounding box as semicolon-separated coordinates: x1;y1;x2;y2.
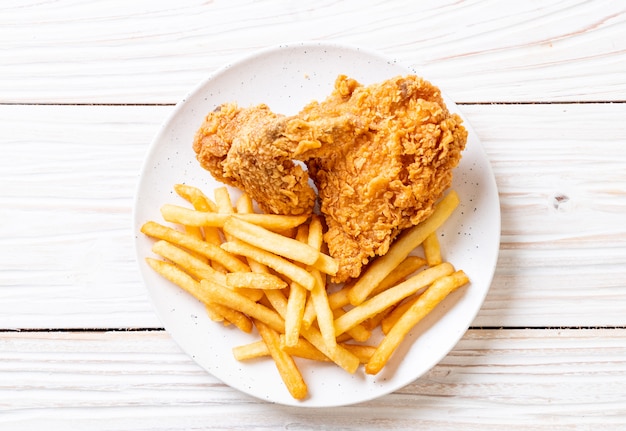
193;75;467;282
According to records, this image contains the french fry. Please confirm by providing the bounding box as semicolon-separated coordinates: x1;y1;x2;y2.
173;184;224;257
214;186;235;213
306;218;336;350
263;289;360;374
200;279;284;333
255;319;308;400
141;221;249;273
151;240;226;284
235;193;254;213
365;270;470;375
160;204;309;232
381;293;421;334
221;240;316;290
328;255;426;311
284;281;308;347
300;294;317;330
309;269;336;349
174;183;219;212
341;344;377;364
234;213;309;232
304;215;339;276
307;215;324;250
160;204;230;227
233;337;331;363
334;263;455;337
225;271;287;290
232;340;269;361
333;308;371;342
423;232;443;266
144;257;251;331
348;190;459;306
299;325;360;374
209;302;253;333
280;336;330;362
224;217;320;266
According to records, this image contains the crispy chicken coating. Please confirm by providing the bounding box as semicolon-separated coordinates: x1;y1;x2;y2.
193;75;467;282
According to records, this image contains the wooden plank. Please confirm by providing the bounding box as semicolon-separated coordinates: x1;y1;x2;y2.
462;103;626;327
0;103;624;329
0;329;624;429
0;105;168;329
0;0;625;104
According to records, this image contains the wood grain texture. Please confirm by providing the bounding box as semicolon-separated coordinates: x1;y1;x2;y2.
1;0;625;104
1;329;624;430
1;1;625;428
1;103;625;329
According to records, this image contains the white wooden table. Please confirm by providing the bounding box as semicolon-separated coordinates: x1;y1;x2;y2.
2;1;625;429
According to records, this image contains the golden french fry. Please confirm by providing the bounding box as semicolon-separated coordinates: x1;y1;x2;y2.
200;279;284;333
341;343;377;364
310;253;339;277
174;184;223;254
328;255;426;311
160;204;230;227
174;184;219;212
232;340;269;361
305;219;336;350
144;258;252;330
365;270;470;375
255;319;308;400
348;190;459;306
286;223;311;340
235;193;254;213
284;281;308;347
307;215;324;250
373;255;427;294
263;289;360;374
224;217;320;266
423;232;443;266
309;269;336;349
141;221;249;273
333;308;371;343
209;302;253;333
204;303;226;322
221;240;316;290
145;257;208;301
151;240;225;282
160;204;309;232
146;257;222;322
381;293;420;334
225;271;287;290
300;295;317;330
306;216;339;274
233;337;330;363
234;213;309;232
299;325;360;374
334;263;455;337
214;186;235;214
280;336;330;362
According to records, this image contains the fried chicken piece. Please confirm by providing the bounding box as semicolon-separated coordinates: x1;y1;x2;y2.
193;102;316;215
193;75;467;282
282;75;468;281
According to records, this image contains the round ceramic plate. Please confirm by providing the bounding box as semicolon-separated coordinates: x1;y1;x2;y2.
134;42;500;407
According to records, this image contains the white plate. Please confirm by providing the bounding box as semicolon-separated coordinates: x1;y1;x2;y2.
133;42;500;407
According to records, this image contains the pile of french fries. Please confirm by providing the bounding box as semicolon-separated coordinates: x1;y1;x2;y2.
141;183;469;400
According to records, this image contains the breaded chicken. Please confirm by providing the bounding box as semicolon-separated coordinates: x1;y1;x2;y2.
193;103;316;216
193;75;467;282
284;75;467;281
